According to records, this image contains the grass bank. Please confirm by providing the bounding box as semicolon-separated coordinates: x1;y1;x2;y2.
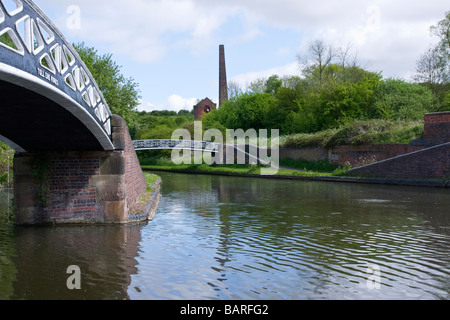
141;157;349;178
144;172;160;191
280;119;424;148
141;160;449;189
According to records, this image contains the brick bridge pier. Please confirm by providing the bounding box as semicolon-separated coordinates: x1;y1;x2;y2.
13;115;159;225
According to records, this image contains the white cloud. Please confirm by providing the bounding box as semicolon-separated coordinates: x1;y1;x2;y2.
167;94;198;111
230;62;299;89
137;100;156;113
37;0;233;63
137;95;198;113
34;0;449;96
35;0;448;76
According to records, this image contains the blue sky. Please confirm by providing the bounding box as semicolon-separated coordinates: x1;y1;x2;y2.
32;0;449;112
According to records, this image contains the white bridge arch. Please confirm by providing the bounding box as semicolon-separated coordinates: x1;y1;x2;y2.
0;0;113;151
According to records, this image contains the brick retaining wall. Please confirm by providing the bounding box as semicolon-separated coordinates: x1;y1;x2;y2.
328;144;423;166
424;112;450;146
347;112;450;180
280;112;449;170
279;144;423;167
348;143;450;179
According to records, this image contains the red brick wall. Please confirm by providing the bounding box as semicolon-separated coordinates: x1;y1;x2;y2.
123;125;147;213
279;145;423;167
48;153;104;222
347;112;450;179
348;143;450;179
424;112;450;146
424;112;450;124
329;144;424;167
194;98;216;120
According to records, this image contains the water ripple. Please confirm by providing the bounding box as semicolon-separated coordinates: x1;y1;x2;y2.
127;173;450;300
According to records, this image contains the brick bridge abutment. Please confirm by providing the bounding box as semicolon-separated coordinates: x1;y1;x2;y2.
13;115;158;225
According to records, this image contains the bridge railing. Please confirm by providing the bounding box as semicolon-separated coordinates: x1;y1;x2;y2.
0;0;112;147
133;139;221;153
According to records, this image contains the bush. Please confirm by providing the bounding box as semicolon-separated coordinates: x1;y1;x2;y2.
371;79;435;120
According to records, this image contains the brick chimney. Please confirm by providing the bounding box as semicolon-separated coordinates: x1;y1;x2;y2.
219;44;228;107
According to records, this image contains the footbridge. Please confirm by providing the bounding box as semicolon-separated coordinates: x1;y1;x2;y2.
133;139;276;169
133;139;220;153
1;0;153;225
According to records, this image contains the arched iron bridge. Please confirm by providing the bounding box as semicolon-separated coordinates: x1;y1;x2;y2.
0;0;113;152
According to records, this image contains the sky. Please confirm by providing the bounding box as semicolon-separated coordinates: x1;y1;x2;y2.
31;0;449;112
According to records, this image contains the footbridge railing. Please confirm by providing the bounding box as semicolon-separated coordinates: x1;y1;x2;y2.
133;139;221;153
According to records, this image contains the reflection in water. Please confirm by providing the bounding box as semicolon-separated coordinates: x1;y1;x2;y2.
129;172;450;300
1;173;450;300
0;189;144;300
9;224;145;300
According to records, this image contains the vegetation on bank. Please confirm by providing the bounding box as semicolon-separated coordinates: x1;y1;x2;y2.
280;119;424;148
0;142;14;188
140;155;349;178
144;172;160;192
141;163;342;178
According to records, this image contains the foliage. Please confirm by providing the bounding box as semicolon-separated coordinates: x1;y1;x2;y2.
0;142;14;188
298;66;381;132
134;111;194;139
414;11;450;110
371;78;436;120
202;93;277;133
203;59;437;137
0;32;16;49
73;42;141;131
204;65;385;135
133;110;195;161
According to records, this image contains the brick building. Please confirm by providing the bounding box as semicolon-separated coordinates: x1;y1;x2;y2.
194;98;216;120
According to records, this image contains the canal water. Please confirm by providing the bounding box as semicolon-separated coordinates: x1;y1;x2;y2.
0;172;449;300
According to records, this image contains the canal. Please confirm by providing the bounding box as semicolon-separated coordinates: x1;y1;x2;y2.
0;171;449;300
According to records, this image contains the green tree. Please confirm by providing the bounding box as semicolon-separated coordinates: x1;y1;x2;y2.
372;78;435;120
298;39;336;88
414;11;450;111
264;86;304;135
73;42;141;132
296;65;381;131
203;93;277;131
264;75;283;95
431;11;450;55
